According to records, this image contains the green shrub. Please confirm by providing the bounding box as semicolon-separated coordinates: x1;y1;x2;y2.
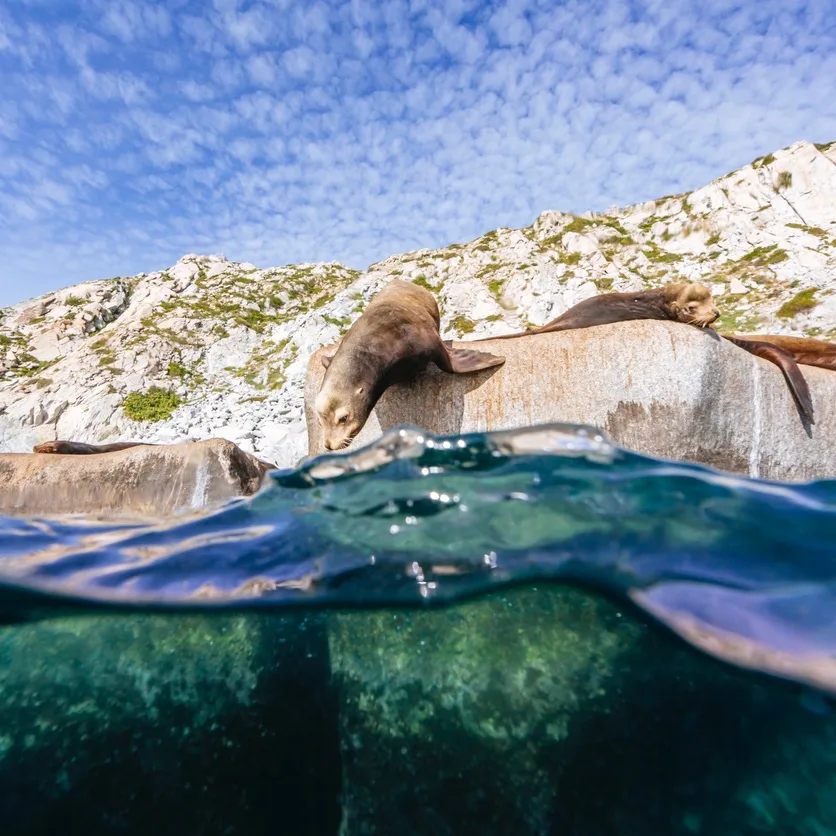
122;387;182;422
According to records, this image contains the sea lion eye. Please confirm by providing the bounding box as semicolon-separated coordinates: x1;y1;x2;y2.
337;414;348;424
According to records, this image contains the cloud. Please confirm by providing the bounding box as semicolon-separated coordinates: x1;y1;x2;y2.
1;0;836;306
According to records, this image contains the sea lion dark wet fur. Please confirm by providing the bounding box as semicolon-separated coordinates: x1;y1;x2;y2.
315;278;505;451
484;283;721;340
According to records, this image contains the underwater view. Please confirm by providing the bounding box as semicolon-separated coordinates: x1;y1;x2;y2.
1;422;835;834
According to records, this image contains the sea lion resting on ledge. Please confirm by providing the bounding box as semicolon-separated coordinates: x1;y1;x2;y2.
479;283;817;423
33;440;278;471
486;283;722;339
315;278;505;451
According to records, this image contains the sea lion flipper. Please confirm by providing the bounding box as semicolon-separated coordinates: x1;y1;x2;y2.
725;337;815;423
438;344;506;374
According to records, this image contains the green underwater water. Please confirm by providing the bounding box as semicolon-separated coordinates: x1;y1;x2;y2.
0;583;833;836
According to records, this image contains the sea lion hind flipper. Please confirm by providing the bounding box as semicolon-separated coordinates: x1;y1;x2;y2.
438;344;506;374
726;337;814;423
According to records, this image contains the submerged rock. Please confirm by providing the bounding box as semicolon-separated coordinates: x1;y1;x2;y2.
0;438;273;517
305;320;836;481
329;585;836;835
0;611;340;835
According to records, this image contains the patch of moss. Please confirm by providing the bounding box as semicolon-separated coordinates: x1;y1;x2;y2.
122;387;182;422
814;141;834;152
563;216;597;235
706;232;721;247
485;314;502;322
642;242;682;263
786;223;827;238
738;244;788;267
593;276;614;292
450;315;476;335
413;275;444;293
777;289;819;319
65;296;86;307
776;171;793;191
752;153;776;169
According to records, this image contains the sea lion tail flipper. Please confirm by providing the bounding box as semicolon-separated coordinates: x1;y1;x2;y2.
727;338;815;424
439;344;506;374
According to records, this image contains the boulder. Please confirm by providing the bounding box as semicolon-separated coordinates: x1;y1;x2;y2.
0;611;340;835
330;585;836;835
0;439;272;518
304;320;836;481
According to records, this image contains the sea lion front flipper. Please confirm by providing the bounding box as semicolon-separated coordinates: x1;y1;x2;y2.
436;342;506;374
320;343;339;369
724;337;815;424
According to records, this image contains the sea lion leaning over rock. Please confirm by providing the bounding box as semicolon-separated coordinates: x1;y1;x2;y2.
484;282;721;341
315;278;506;451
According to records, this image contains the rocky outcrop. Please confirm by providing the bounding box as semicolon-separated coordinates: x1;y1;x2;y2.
1;140;835;468
0;439;272;517
305;320;836;482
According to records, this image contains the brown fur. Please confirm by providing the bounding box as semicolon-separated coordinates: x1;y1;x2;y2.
483;283;720;341
720;336;814;423
33;439;277;471
728;334;836;372
315;279;505;451
33;440;150;455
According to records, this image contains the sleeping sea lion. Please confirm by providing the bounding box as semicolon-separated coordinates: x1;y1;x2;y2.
484;283;721;340
315;278;505;451
33;440;150;455
33;439;278;470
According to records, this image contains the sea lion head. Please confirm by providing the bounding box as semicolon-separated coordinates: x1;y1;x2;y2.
314;362;370;451
667;283;720;327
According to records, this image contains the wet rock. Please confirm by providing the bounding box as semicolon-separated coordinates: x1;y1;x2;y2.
329;585;836;835
0;611;340;835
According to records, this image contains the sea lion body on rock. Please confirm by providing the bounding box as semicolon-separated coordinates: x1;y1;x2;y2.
315;279;505;450
484;283;721;341
728;334;836;372
33;440;150;455
719;336;816;423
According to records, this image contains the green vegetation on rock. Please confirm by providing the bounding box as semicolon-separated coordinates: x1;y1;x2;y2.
450;314;476;334
122;387;182;422
776;171;793;191
777;288;819;319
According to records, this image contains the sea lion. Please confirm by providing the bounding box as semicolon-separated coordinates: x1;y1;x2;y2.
719;336;815;423
314;278;505;451
33;440;150;455
33;439;278;470
484;283;721;340
726;334;836;372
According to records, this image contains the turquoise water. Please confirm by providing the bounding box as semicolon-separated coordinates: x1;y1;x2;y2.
1;422;836;833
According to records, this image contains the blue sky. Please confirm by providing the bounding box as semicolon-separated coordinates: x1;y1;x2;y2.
1;0;835;307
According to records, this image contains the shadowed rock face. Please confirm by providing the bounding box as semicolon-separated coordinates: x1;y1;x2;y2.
0;438;272;518
305;320;836;482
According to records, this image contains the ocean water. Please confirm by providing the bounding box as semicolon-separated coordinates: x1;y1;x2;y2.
1;422;835;834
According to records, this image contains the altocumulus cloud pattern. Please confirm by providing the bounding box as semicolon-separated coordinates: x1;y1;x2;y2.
0;0;835;306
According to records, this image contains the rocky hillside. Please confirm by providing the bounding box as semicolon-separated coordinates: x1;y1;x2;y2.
2;139;835;467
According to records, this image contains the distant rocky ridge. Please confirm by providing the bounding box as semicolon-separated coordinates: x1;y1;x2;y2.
1;139;835;468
